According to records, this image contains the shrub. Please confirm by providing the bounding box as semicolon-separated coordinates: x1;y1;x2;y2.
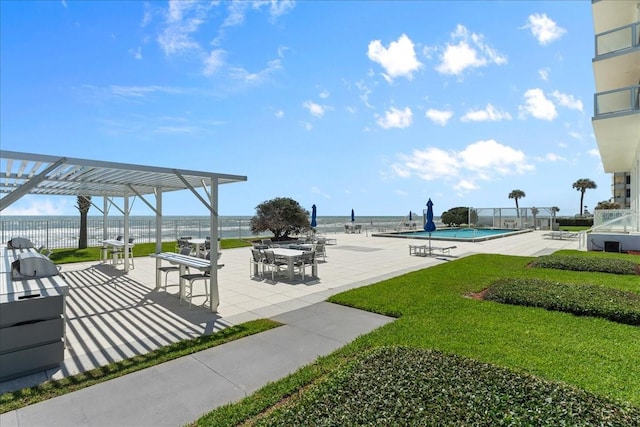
531;255;638;275
255;347;640;426
484;277;640;326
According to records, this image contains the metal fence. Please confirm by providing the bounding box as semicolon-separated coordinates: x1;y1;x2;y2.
0;217;405;249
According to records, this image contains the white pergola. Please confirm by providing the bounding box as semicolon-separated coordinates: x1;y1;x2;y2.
0;150;247;312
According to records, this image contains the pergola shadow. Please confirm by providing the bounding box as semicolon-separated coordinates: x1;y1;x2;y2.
52;265;232;381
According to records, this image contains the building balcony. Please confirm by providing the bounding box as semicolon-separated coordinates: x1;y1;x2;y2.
595;21;639;57
594;85;640;117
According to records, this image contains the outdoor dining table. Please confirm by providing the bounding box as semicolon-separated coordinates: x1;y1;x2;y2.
99;239;128;265
150;252;223;301
186;238;207;257
270;247;317;281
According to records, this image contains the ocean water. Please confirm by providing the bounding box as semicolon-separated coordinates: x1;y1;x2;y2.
0;215;422;249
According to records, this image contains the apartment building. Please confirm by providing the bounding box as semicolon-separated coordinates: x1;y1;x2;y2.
590;0;640;250
612;172;632;208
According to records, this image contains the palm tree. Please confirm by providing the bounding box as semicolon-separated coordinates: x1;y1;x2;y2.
76;195;92;249
572;179;597;216
508;189;526;217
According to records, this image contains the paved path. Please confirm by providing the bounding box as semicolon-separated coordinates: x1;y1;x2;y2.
1;302;393;427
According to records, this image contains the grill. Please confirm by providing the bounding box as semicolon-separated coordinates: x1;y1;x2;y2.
0;244;68;381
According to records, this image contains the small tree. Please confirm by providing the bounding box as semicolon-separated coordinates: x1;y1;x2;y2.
76;195;92;249
572;178;597;216
508;189;526;217
441;207;477;227
250;197;310;240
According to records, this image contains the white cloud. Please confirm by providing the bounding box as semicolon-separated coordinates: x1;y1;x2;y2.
435;25;506;76
453;179;478;192
109;85;183;98
158;1;211;55
303;100;326;118
355;80;373;108
425;108;454;126
459;139;534;176
390;139;534;194
377;107;413;129
319;89;330;99
551;90;583;111
275;110;284;119
367;34;422;81
537;153;567;162
311;186;331;199
524;13;566;45
538;67;550;81
3;198;70;215
129;46;143;60
519;88;557;120
228;58;282;82
588;148;601;158
394;147;460;180
300;121;312;131
203;49;225;76
461;104;512;122
568;131;582;140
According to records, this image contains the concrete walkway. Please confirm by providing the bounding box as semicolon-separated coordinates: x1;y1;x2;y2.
0;231;580;426
1;302;392;427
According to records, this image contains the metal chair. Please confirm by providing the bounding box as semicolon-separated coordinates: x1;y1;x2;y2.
294;250;316;281
250;248;265;278
158;246;192;291
262;250;287;280
179;252;224;307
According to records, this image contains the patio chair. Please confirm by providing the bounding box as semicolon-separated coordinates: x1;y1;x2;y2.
313;242;326;262
250;248;265;278
294;250;316;281
158;246;192;291
263;250;287;280
180;252;221;308
262;238;279;248
176;236;193;253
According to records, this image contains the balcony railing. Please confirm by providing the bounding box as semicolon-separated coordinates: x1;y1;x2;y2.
595;21;640;57
594;85;640;117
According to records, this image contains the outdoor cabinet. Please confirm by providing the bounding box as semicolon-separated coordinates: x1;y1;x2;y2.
0;288;65;381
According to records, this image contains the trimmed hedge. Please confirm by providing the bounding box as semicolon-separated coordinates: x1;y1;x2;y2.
254;347;640;426
484;277;640;326
531;255;639;275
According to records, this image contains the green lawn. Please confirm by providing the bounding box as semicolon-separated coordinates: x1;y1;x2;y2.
196;251;640;426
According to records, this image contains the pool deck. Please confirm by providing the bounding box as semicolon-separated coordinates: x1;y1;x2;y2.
0;230;579;393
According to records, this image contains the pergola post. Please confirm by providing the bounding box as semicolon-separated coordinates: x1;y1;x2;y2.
209;177;220;311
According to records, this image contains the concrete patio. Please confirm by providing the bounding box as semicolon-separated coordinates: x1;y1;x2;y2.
0;230;579;393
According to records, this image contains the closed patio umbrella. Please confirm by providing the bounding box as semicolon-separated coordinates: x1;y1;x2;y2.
424;199;437;253
310;204;317;228
409;211;412;221
351;209;355;223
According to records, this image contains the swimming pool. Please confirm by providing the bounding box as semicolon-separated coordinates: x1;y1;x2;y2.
374;227;532;242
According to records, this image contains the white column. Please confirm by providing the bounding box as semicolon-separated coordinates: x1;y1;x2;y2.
209;178;220;312
123;195;130;273
155;188;163;289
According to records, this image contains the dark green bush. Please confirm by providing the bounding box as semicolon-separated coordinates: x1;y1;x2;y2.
255;347;640;426
531;255;639;275
485;277;640;326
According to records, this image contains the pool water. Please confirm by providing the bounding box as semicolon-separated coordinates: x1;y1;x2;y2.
383;227;531;242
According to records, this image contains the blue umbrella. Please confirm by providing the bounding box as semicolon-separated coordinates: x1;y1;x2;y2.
424;199;437;253
310;204;317;228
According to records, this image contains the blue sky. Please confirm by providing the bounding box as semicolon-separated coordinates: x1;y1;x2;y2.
1;0;612;218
